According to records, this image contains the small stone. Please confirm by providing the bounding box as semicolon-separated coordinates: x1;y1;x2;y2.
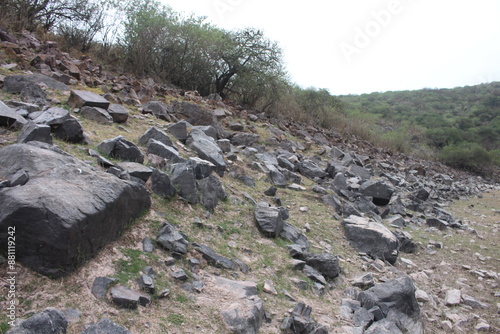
415;289;430;302
441;320;453;331
158;289;170;299
288;183;306;191
263;280;278;295
445;289;461;306
299;207;309;212
170;269;188;281
475;322;490;331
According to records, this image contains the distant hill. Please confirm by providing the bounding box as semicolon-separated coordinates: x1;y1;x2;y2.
337;82;500;170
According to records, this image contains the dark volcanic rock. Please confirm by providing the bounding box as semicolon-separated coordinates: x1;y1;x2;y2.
280;223;310;251
170;161;198;204
68;89;110;109
343;215;399;264
141;101;172;121
4;73;69;93
156;222;189;254
197;174;228;212
193;243;238;270
303;252;341;279
91;276;117;300
81;319;132;334
17;121;52;144
107;104;129;123
0;101;27;128
51;117;85;143
298;159;327;179
147;139;182;163
359;180;395;206
80;106;113;124
171;101;214;126
5;308;68;334
186;128;226;176
255;202;285;237
116;162;152;182
0;144;151;277
149;168;176;198
358;276;422;334
97;136;144;163
110;286;141;309
138;126;174;147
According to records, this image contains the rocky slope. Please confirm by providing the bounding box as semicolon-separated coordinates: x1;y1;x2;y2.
0;30;499;334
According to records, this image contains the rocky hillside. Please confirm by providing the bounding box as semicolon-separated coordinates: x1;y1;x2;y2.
0;31;499;334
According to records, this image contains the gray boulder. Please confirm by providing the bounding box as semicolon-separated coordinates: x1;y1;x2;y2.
197;174;228;212
147;139;183;163
107;104;129;123
17;121;52;144
91;277;117;300
170;161;198;204
167;120;190;142
81;319;131;334
255;202;285;237
116;162;152;182
156;222;189;254
0;101;27;128
149;168;176;198
186;129;226;176
359;180;395;206
4;74;69;93
0;144;151;277
303;252;341;279
193;243;238;270
343;215;399;264
299;160;327;179
358;276;422;334
32;107;70;125
68;89;110;109
80;106;113;124
97;136;144;163
171;101;214;126
280;223;310;251
138;127;174;147
5;308;67;334
52;117;85;143
110;286;143;309
230;132;260;146
141;101;171;121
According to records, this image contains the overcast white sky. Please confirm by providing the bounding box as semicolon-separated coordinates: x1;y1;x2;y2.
159;0;500;95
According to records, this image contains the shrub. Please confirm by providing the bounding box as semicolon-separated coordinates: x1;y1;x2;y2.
440;143;492;170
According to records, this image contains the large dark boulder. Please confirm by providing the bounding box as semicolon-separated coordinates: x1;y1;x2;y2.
156;222;189;254
141;101;172;121
51;117;85;143
170;161;198;204
138;126;174;147
0;144;151;277
298;160;327;179
5;308;67;334
197;174;228;212
67;89;110;109
303;253;341;280
4;74;69;93
107;104;129;124
358;276;422;334
0;101;27;128
17;121;52;144
171;101;214;126
186;128;226;176
147;139;183;163
342;215;399;264
81;319;131;334
359;180;395;206
97;136;144;163
254;202;285;237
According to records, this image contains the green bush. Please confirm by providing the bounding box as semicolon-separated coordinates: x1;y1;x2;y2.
440;143;492;170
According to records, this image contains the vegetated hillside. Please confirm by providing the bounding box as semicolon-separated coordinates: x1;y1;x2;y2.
338;84;500;171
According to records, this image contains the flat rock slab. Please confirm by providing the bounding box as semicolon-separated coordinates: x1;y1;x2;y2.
4;73;69;93
5;308;68;334
0;100;27;128
116;162;152;182
81;319;132;334
0;143;151;277
108;104;129;123
68;89;110;109
343;215;399;265
110;286;141;309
